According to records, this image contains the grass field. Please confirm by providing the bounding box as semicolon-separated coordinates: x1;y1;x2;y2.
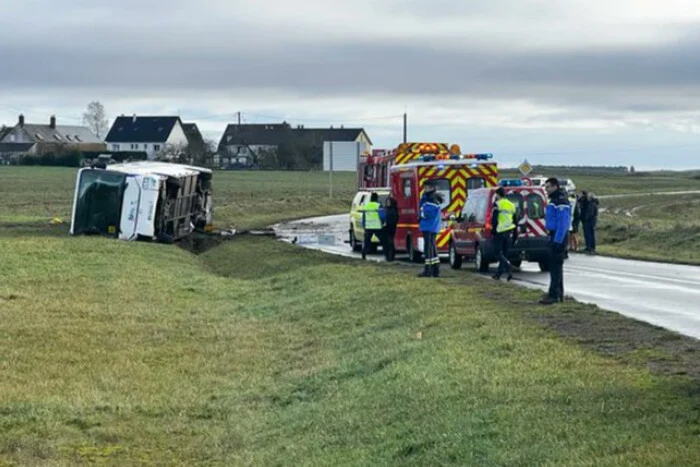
594;194;700;264
1;166;700;465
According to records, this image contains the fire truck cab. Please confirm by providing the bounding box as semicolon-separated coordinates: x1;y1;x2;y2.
359;142;499;262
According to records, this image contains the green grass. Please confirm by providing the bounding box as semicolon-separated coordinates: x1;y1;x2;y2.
594;195;700;264
1;166;700;465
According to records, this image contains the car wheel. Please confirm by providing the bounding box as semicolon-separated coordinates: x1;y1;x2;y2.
511;259;522;268
407;236;422;263
539;260;550;272
475;246;489;273
449;242;463;269
350;226;361;252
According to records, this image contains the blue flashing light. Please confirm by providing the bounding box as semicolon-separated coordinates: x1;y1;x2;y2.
499;179;523;187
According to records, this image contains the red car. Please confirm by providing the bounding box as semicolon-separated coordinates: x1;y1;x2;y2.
449;186;551;272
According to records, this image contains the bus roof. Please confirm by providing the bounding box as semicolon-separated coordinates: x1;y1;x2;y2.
100;161;212;178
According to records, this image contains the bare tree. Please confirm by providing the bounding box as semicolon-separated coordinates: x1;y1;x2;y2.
82;101;109;139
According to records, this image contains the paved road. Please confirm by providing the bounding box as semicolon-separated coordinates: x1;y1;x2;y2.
274;214;700;340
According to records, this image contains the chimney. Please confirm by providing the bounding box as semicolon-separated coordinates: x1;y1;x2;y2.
50;115;56;129
19;114;24;127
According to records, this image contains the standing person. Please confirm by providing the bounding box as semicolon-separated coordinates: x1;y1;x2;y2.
540;178;572;305
418;183;442;278
383;197;399;262
578;191;589;250
361;192;384;260
491;187;517;281
569;193;581;252
582;193;599;254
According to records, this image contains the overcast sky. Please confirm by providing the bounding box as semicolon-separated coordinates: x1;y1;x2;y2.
2;0;700;169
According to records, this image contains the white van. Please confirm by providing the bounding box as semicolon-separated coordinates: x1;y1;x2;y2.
70;162;213;242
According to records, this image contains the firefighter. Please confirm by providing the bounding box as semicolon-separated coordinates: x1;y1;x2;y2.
491;187;516;281
540;178;572;305
361;192;384;260
418;183;442;277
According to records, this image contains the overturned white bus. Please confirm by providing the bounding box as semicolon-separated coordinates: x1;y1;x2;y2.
70;162;213;243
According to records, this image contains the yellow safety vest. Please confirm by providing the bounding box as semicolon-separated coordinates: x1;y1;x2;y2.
363;201;382;230
496;198;516;233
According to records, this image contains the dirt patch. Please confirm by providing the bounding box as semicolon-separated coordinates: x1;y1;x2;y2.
177;229;278;255
176;233;230;255
529;306;700;382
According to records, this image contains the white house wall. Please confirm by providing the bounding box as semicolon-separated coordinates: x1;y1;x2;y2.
166;122;189;149
108;142;161;159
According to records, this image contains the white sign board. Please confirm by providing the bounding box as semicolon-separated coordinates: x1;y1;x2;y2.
323;141;369;172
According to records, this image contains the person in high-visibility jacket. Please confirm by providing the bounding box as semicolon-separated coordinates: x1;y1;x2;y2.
418;183;442;278
491;187;518;281
361;192;384;260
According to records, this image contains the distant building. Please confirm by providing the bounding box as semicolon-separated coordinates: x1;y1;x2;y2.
105;115;189;160
0;114;106;155
217;122;372;169
0;142;36;164
181;123;208;159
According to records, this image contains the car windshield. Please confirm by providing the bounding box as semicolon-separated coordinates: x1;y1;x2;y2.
72;170;126;236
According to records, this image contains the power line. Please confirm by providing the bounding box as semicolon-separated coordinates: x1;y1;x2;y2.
243;112;404;123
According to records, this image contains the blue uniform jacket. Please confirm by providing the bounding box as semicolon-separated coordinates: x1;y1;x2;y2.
545;189;572;245
419;193;441;234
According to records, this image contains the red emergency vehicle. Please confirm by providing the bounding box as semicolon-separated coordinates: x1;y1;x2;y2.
359;142;499;262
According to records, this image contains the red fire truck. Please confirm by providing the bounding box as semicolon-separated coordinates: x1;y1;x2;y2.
358;142;499;262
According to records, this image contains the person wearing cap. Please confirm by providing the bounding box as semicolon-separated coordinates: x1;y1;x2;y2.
418;183;442;277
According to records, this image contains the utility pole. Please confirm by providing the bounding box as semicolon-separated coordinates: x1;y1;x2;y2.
403;112;407;143
237;112;241;126
329;142;334;199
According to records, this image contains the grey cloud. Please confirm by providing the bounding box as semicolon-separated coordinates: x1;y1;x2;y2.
3;33;700;115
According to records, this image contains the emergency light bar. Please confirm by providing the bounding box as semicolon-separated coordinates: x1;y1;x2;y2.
500;179;524;187
418;153;493;162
